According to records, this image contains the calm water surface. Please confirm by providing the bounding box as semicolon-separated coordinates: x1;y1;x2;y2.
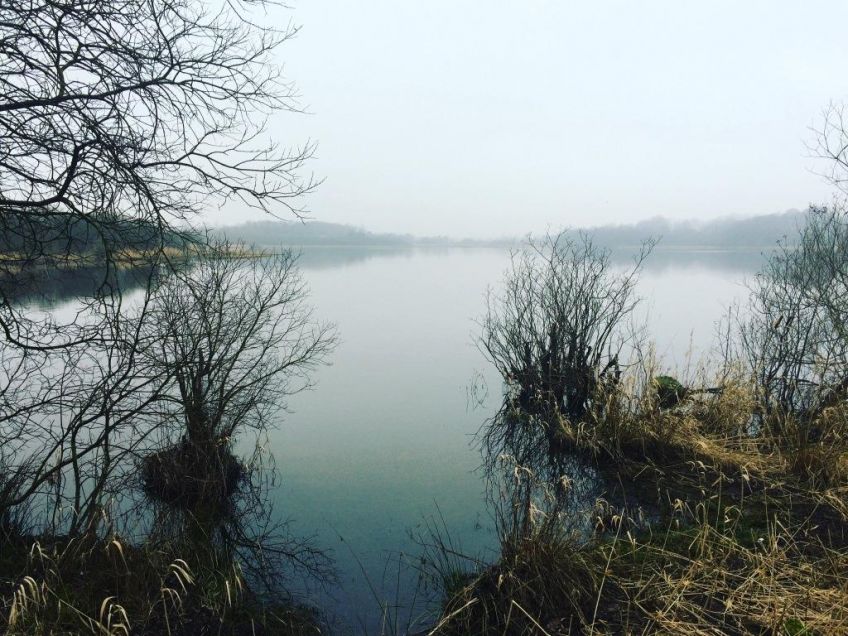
274;246;757;632
22;245;759;632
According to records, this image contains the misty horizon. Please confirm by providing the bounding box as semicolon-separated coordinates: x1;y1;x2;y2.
202;2;848;237
217;206;807;246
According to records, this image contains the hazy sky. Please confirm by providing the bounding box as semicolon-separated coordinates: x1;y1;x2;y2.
213;1;848;238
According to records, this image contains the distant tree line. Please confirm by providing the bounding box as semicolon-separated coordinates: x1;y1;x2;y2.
217;210;806;251
586;209;805;249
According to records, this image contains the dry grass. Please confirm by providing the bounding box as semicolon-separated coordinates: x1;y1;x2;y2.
432;534;605;634
431;369;848;635
0;533;322;635
612;521;848;635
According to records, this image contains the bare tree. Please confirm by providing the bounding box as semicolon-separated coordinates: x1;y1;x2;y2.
740;205;848;427
136;246;336;583
812;103;848;195
1;245;336;579
0;0;318;518
140;246;335;451
0;0;329;545
478;231;653;476
0;0;315;348
0;1;335;621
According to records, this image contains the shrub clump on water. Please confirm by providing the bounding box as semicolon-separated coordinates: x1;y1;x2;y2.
140;438;245;514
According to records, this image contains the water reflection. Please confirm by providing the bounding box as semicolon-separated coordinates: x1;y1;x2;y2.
610;245;768;275
14;245;766;309
4;263;157;307
14;245;765;633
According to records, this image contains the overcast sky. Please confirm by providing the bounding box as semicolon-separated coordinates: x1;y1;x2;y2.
212;1;848;238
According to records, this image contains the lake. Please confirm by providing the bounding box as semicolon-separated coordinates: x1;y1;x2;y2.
270;245;758;633
19;244;760;633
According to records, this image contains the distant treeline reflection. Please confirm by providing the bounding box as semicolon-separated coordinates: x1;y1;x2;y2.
8;262;161;307
17;245;765;309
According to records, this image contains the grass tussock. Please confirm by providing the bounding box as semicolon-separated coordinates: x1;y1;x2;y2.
433;532;605;634
540;370;848;498
0;532;322;635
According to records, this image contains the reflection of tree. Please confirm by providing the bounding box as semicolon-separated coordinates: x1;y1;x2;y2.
478;231;652;484
138;247;336;586
0;0;334;628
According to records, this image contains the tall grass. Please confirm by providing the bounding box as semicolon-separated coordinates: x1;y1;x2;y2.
427;365;848;635
0;528;323;635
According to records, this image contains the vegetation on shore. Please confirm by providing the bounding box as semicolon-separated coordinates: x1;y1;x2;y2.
215;210;806;252
422;207;848;635
0;526;323;635
428;374;848;634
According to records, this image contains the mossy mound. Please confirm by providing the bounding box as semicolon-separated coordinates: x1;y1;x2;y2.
141;439;244;514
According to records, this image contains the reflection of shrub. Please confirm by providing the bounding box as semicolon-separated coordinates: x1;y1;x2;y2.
141;439;244;515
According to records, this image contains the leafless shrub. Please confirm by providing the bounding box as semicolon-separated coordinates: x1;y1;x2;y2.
478;231;654;481
140;246;336;448
739;205;848;432
136;245;336;587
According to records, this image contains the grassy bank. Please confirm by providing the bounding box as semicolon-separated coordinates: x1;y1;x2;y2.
428;374;848;635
